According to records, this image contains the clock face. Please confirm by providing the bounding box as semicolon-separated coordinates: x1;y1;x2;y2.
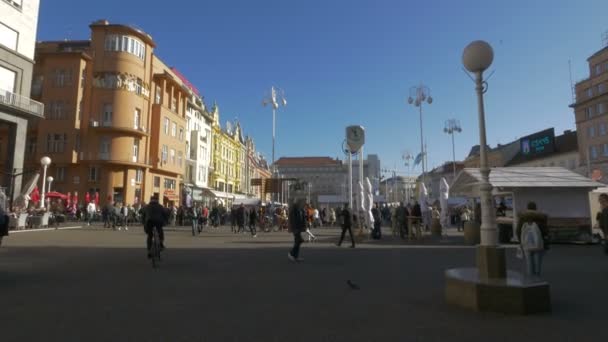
346;125;365;151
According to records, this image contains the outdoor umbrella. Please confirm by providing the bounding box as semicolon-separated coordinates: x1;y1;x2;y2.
46;191;68;200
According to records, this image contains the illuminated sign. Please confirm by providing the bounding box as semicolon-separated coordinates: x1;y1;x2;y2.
520;128;555;157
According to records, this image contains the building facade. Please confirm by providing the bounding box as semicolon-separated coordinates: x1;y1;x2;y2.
380;176;417;203
275;157;346;205
506;129;580;172
25;20;189;207
571;42;608;183
0;0;43;203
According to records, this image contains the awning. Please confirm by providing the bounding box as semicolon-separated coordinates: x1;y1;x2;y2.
451;167;604;197
202;189;249;201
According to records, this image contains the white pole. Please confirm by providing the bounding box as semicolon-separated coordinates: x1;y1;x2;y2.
348;151;353;209
41;165;47;209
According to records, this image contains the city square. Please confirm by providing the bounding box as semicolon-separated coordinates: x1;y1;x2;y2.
1;224;608;341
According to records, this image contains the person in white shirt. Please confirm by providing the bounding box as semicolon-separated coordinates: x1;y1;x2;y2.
86;201;96;226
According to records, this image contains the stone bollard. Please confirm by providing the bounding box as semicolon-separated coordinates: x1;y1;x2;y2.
464;221;480;245
431;218;442;237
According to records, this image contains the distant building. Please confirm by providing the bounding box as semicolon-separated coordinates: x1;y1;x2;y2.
570;40;608;182
506;129;580;171
380;176;417;203
274;156;346;205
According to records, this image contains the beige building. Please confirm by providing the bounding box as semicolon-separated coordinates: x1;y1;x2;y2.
24;20;189;207
571;42;608;182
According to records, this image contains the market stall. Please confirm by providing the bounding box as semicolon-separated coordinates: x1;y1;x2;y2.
450;167;605;242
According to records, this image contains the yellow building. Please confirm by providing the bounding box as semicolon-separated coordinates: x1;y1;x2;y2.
23;20;188;207
209;104;245;205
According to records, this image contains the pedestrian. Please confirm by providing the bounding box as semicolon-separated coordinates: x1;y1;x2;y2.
391;204;398;237
249;206;258;237
86;201;96;226
336;203;355;248
288;198;306;262
113;202;121;230
121;203;129;231
329;207;336;227
313;207;321;228
371;202;382;239
517;202;549;277
171;205;178;226
459;206;471;232
398;202;410;239
143;195;168;258
598;193;608;254
230;208;237;233
190;205;198;235
304;204;317;242
236;204;246;234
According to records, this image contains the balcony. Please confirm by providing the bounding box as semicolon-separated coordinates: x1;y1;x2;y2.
89;120;149;137
79;151;151;167
0;87;45;118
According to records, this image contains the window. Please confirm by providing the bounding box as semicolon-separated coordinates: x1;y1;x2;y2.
601;123;607;136
135;169;143;183
171;122;177;137
26;137;36;155
586;87;593;98
164;178;176;190
53;69;72;87
179;127;184;141
599;84;607;94
153;176;160;187
596;64;603;76
591;146;598;159
155;85;161;104
177;151;183;167
599;103;606;115
102;103;113;125
134;108;141;129
31;75;43;96
170;148;176;164
100;137;110;159
133;138;140;162
46;133;67;153
0;22;18;51
56;167;66;182
104;35;146;59
161;145;168;163
47;101;67;120
163;117;169;134
603;144;608;157
589;125;596;138
89;167;99;181
586;106;595;119
135;78;143;95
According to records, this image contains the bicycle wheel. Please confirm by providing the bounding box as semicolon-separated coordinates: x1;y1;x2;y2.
151;229;161;268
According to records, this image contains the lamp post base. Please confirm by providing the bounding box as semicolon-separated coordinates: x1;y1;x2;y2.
476;245;506;279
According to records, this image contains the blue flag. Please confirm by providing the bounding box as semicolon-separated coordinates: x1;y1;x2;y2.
414;152;424;166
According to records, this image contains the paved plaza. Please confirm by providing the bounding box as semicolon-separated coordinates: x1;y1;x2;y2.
1;224;607;341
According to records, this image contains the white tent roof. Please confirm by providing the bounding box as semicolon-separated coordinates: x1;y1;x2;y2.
451;167;604;197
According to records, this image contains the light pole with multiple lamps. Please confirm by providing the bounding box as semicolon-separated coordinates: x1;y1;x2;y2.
407;84;433;184
444;119;462;179
262;86;287;168
40;156;51;209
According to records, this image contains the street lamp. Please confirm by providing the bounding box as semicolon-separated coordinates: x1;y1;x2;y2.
462;40;504;278
444;119;462;179
47;176;54;193
407;84;433;184
262;86;287;168
40;156;51;209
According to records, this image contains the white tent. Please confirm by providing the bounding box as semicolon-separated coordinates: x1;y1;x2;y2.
451;167;604;241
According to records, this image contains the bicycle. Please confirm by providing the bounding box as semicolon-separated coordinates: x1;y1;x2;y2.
150;226;162;268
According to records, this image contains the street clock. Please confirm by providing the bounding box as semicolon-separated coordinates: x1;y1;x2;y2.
346;125;365;152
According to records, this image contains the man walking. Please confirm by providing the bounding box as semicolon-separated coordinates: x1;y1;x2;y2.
337;203;355;248
288;198;306;262
249;206;258;238
236;204;246;234
86;201;96;226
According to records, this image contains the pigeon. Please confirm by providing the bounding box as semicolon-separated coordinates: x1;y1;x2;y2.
347;280;360;290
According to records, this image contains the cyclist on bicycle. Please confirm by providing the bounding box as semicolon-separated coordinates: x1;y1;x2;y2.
143;195;169;258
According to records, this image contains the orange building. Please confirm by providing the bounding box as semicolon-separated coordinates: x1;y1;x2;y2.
25;20;188;207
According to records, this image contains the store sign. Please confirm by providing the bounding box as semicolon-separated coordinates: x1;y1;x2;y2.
520;128;555;157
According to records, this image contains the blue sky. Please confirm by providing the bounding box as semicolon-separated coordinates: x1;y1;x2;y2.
37;0;608;176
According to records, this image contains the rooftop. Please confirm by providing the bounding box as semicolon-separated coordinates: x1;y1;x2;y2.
275;157;342;167
170;67;201;97
506;130;578;166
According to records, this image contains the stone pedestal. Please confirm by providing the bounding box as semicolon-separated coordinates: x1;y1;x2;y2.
431;218;442;237
464;221;480;245
445;268;551;314
476;245;506;279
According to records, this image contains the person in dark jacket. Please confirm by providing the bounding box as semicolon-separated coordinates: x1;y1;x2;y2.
288;199;306;262
337;203;355;248
371;202;382;239
143;196;169;257
598;194;608;253
249;207;258;237
236;204;246;233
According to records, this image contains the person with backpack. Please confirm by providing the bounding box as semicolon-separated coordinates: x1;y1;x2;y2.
597;193;608;254
517;202;549;277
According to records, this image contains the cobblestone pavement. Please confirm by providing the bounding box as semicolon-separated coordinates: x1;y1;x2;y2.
1;224;607;342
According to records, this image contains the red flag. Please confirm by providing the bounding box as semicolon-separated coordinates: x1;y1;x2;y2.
94;192;99;205
85;192;90;203
30;186;40;204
